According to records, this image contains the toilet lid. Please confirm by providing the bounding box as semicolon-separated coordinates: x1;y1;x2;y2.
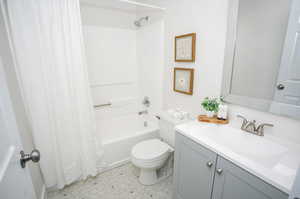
131;139;170;160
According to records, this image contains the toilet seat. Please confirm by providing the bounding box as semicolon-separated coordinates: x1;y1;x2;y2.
131;138;174;185
131;139;171;162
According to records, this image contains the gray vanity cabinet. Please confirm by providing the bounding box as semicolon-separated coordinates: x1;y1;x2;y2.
174;133;217;199
174;133;289;199
212;157;288;199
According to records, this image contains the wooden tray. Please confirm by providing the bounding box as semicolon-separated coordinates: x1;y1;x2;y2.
198;115;229;124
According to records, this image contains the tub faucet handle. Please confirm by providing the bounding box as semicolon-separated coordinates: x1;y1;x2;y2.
142;96;150;107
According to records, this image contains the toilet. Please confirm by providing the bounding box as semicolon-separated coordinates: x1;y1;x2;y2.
131;111;189;185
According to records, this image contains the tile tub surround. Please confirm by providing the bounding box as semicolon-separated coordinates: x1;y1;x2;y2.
47;163;173;199
175;121;300;194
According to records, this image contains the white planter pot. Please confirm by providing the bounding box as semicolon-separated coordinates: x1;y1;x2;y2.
206;111;215;118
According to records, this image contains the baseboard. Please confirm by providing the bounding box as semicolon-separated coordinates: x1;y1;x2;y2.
40;184;47;199
100;158;131;173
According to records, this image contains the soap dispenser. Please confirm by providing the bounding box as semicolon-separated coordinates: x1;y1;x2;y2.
217;97;228;120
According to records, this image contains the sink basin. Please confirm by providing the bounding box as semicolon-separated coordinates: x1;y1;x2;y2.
193;126;288;166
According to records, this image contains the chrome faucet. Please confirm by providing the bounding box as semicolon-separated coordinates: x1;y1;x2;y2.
237;115;248;129
256;123;274;136
237;115;273;136
138;110;148;115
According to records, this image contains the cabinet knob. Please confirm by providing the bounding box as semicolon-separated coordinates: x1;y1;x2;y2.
216;168;223;175
206;161;213;168
277;84;285;90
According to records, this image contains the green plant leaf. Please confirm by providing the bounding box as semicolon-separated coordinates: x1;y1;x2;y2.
201;97;220;112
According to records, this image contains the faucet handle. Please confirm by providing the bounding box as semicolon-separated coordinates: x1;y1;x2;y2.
255;123;274;136
245;120;256;132
237;115;248;129
142;96;150;107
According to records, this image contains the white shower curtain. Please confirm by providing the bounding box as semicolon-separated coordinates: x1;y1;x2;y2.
4;0;103;189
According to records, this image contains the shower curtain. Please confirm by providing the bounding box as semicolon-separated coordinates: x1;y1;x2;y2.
3;0;103;189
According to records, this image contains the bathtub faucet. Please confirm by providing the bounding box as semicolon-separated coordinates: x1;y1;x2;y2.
142;96;150;107
138;110;148;115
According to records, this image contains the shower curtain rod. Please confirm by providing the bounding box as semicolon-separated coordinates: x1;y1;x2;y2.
118;0;166;11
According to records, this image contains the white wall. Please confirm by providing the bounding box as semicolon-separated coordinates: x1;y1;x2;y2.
137;20;164;114
159;0;228;116
154;0;300;143
81;5;140;141
84;26;137;86
83;26;138;106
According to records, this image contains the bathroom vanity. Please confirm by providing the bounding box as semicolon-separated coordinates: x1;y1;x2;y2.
173;122;300;199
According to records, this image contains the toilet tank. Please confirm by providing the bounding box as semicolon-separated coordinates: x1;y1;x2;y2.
159;112;189;147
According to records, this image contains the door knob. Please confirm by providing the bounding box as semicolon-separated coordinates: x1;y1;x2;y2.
20;149;40;168
216;168;223;175
206;161;213;168
277;84;285;90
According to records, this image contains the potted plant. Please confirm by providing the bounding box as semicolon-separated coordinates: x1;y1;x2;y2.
201;97;219;118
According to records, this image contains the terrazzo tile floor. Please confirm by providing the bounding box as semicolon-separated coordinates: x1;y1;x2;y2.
47;163;173;199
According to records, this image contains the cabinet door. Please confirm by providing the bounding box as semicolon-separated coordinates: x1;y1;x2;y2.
212;157;288;199
174;132;217;199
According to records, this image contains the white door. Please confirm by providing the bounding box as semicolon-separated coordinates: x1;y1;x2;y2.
274;0;300;105
0;57;36;199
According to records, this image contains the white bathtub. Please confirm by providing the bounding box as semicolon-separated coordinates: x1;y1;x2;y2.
96;114;159;171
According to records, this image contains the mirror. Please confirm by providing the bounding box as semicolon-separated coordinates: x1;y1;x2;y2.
222;0;300;120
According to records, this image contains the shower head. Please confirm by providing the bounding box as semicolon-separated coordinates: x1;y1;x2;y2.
134;16;149;27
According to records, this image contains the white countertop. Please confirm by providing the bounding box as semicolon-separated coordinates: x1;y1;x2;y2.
175;121;300;194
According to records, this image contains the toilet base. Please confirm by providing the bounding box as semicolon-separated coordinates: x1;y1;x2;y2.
139;169;157;185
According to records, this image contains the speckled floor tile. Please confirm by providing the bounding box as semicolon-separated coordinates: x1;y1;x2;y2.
47;163;173;199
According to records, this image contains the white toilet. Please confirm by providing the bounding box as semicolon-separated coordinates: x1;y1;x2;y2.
131;112;188;185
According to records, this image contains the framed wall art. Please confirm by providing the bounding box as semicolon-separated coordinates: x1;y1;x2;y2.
175;33;196;62
173;67;194;95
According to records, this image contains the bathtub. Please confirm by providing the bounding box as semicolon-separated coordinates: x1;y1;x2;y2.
96;114;159;171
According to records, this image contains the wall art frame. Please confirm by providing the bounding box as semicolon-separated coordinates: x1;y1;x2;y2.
175;33;196;62
173;67;194;95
